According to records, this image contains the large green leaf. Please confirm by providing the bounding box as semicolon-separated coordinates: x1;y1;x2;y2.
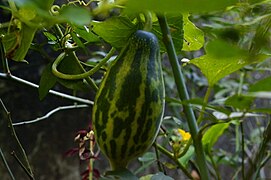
190;39;254;86
126;0;238;14
182;13;204;51
92;16;137;49
202;122;230;152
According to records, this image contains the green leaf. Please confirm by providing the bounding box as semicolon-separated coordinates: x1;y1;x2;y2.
225;94;254;110
138;152;156;162
43;32;58;42
178;146;194;167
11;24;37;61
126;0;238;14
190;39;249;86
183;13;204;51
58;5;91;26
151;172;174;180
72;25;100;43
249;76;271;92
135;152;156;174
14;0;54;11
202;122;230;152
139;172;174;180
139;174;153;180
39;63;57;100
92;16;137;49
101;169;138;180
2;32;18;53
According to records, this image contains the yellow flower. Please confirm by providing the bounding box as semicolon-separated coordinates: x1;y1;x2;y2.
178;129;191;141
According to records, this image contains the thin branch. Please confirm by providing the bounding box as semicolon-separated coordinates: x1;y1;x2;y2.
0;73;94;105
13;104;89;126
0;99;35;179
0;147;15;180
11;151;34;180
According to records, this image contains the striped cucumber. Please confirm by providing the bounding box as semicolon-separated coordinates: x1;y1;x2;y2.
92;30;165;170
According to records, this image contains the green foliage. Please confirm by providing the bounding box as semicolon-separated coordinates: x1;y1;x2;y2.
1;0;271;179
182;13;204;51
249;76;271;92
92;16;137;49
202;123;230;152
39;62;57;100
126;0;238;13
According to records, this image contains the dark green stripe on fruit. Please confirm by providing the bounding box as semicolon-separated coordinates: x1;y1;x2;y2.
92;30;165;170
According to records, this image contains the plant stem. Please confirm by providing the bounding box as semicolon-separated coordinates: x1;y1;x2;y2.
143;11;152;31
153;143;164;172
52;48;116;80
0;73;94;105
0;99;35;180
157;14;210;179
71;51;98;91
0;147;15;180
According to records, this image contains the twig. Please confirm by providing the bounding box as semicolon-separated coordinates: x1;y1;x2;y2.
12;104;89;126
0;99;35;179
0;73;94;105
11;151;34;180
0;147;15;180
